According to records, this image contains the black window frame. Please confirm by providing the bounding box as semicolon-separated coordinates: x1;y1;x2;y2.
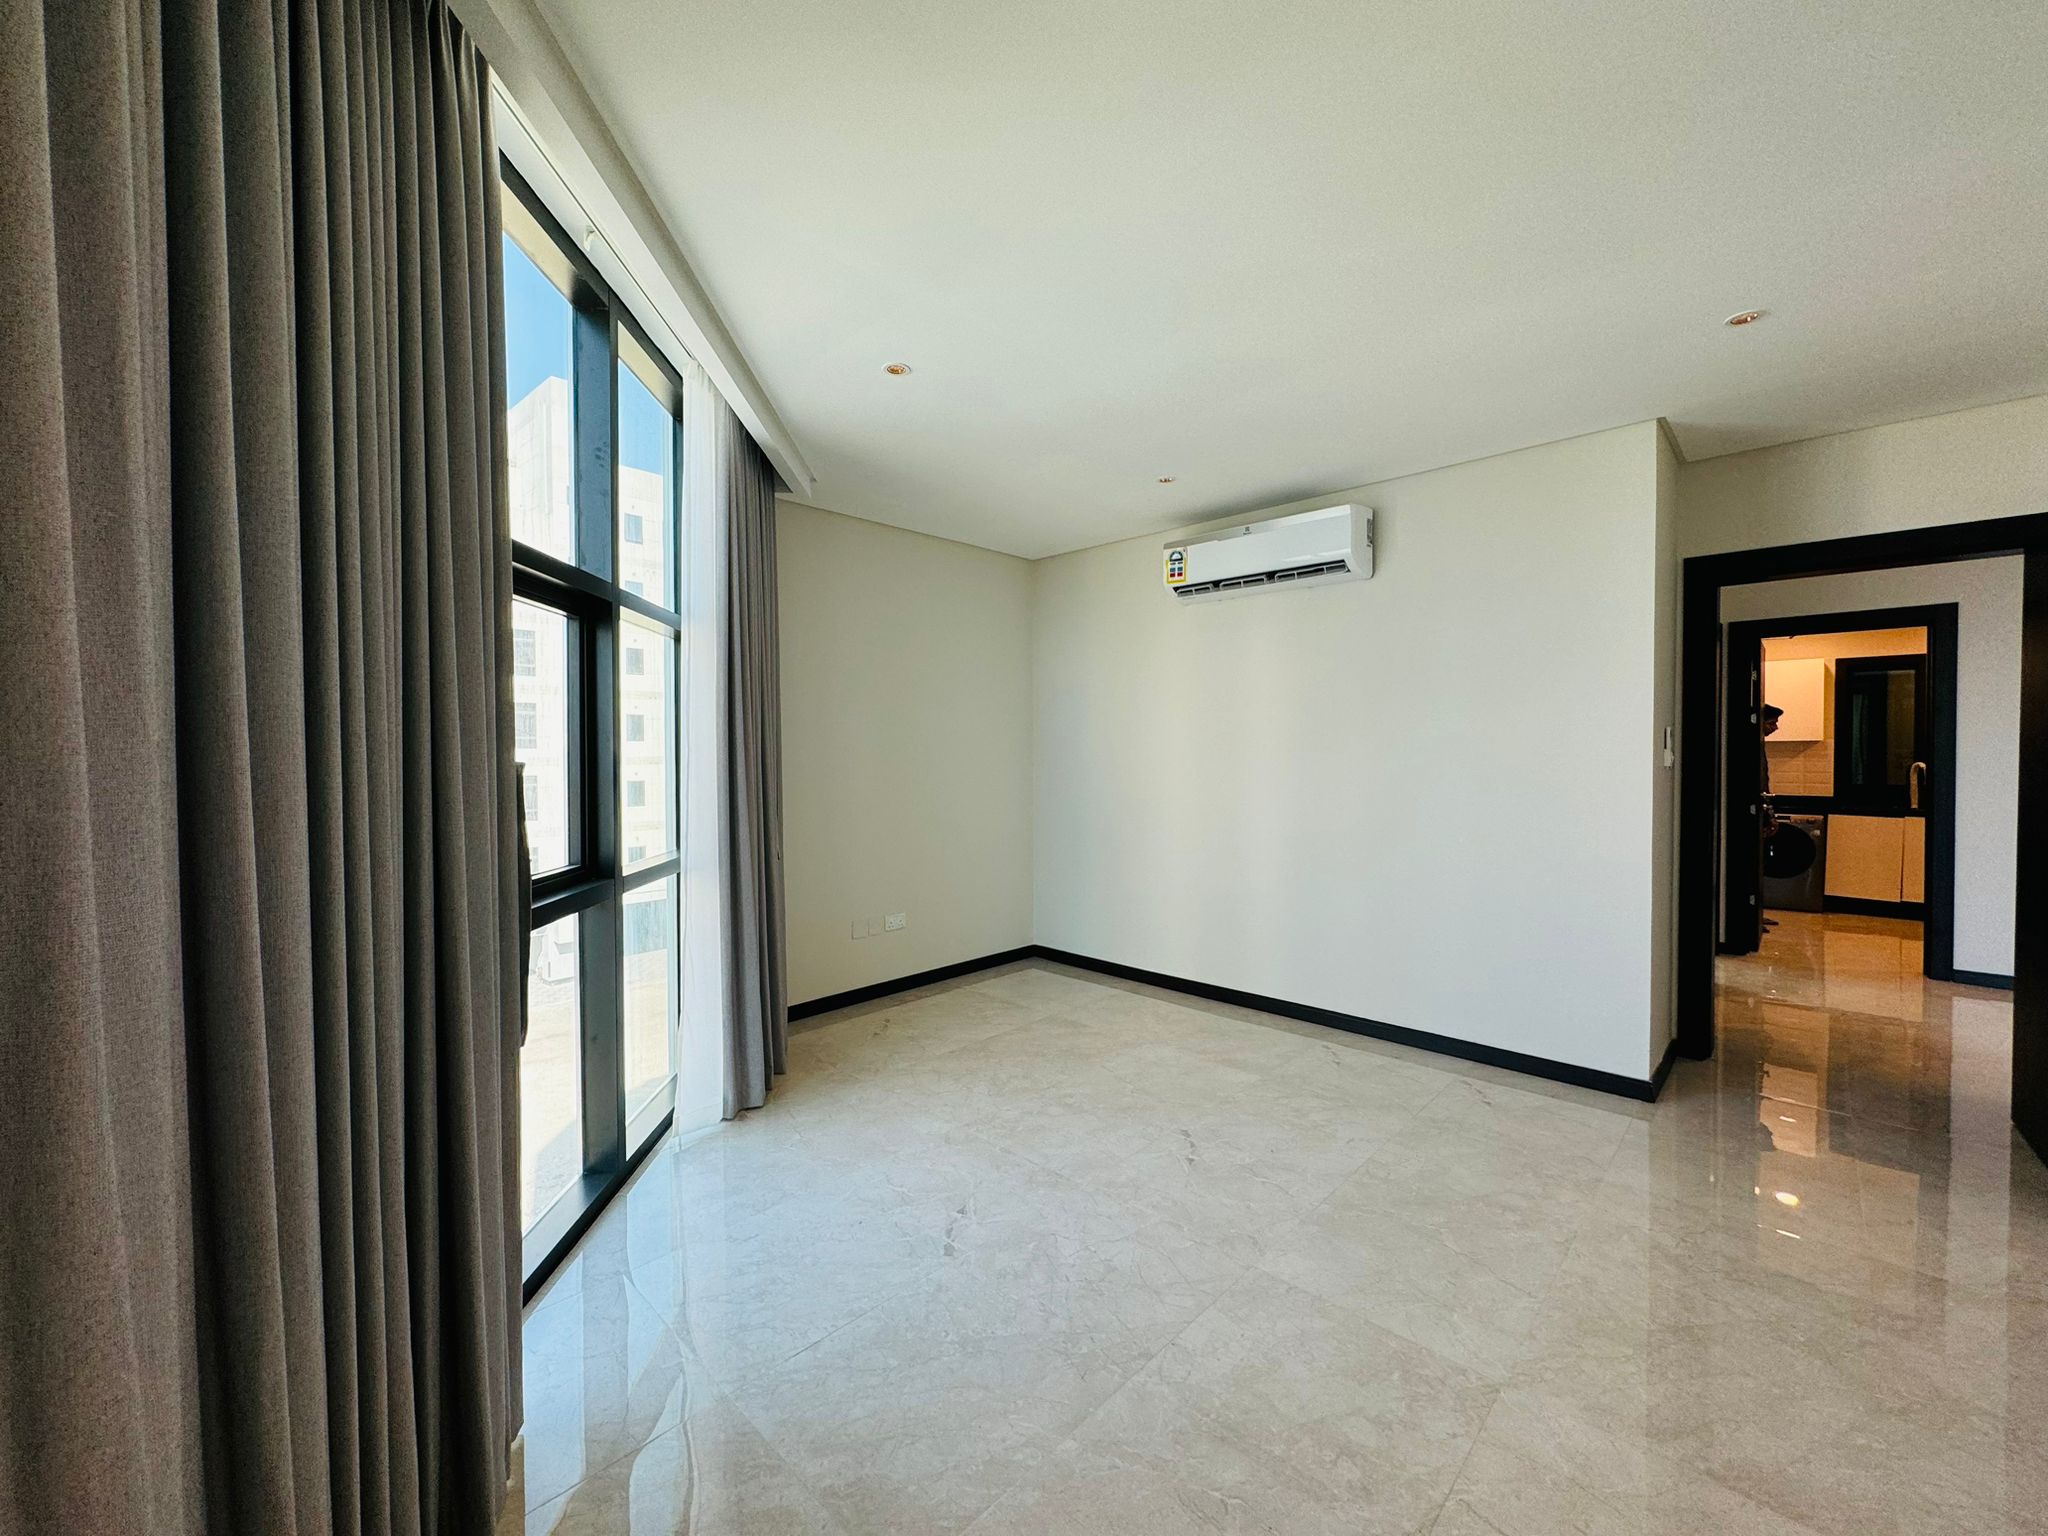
504;163;688;1300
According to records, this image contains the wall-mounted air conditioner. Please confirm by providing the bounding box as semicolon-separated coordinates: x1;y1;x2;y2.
1161;504;1373;601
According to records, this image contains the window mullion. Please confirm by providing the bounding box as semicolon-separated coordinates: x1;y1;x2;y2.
571;292;614;582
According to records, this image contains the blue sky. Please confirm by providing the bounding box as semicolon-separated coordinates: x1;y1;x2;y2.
618;365;670;478
506;234;672;479
504;236;567;407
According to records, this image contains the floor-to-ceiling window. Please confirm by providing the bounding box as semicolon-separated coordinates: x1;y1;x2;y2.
504;166;684;1294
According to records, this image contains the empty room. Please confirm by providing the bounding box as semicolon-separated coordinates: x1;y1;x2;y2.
5;2;2046;1535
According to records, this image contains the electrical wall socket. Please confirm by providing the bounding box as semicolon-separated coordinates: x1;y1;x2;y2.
851;918;865;941
885;912;907;932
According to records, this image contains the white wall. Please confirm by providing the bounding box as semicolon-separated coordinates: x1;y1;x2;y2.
776;394;2046;1070
1033;422;1672;1082
778;501;1034;1004
1723;559;2022;976
1680;394;2048;558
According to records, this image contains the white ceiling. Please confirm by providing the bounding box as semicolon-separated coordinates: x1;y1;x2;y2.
535;0;2048;558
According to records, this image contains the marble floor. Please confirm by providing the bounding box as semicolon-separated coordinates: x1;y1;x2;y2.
517;943;2047;1535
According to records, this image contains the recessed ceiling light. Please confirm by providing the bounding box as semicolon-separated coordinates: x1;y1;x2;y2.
1157;476;1176;484
1724;309;1767;327
883;363;911;376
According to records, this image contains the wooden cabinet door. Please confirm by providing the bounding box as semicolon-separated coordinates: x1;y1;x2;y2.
1901;817;1926;904
1826;814;1904;902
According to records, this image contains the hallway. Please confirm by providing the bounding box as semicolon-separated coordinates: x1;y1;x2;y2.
1716;910;2012;1142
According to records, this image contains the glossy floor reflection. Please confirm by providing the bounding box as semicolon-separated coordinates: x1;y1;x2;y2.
520;953;2047;1535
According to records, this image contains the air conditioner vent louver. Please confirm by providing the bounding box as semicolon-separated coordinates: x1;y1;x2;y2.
1173;558;1352;598
1162;507;1373;603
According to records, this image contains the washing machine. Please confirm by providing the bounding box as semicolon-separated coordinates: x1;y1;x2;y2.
1761;813;1828;913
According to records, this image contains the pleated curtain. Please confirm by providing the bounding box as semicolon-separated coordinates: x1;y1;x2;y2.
720;403;788;1114
0;1;521;1532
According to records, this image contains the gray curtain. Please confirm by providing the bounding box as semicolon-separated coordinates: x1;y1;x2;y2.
0;1;520;1533
721;408;788;1115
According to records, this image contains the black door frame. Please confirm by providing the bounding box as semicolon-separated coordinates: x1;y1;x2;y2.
1675;513;2048;1163
1717;604;1959;974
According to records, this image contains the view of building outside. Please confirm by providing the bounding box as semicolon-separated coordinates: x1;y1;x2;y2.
521;915;580;1226
506;228;683;1231
621;873;676;1122
506;231;582;1227
508;375;573;561
512;594;572;876
617;364;678;1123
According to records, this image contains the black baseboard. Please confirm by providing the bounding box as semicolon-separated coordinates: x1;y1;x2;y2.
1035;946;1670;1103
523;1105;671;1304
787;947;1037;1022
790;944;1678;1101
1648;1036;1680;1097
1823;896;1926;921
1950;968;2016;991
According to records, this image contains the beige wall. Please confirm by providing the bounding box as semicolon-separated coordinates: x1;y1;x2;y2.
1033;422;1672;1081
777;502;1034;1003
1763;627;1927;663
1679;394;2048;558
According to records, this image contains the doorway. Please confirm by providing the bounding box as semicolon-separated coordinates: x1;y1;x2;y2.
1718;605;1958;978
1675;515;2048;1162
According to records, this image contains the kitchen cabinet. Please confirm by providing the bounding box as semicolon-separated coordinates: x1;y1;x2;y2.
1901;817;1926;904
1826;813;1925;905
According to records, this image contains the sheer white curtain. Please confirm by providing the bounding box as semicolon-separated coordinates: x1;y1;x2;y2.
677;358;788;1125
677;356;731;1132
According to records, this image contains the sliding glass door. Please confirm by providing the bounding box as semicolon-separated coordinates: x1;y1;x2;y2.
503;166;685;1293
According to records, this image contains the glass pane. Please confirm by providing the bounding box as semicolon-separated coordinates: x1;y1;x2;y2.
617;364;675;610
1843;664;1919;808
623;876;676;1123
513;598;574;874
620;613;676;865
1884;671;1918;784
522;914;582;1230
505;235;576;562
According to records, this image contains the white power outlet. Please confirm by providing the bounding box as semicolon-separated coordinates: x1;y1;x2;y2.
851;918;865;941
885;912;907;932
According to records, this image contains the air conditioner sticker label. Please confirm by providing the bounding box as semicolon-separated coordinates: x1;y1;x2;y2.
1165;547;1187;586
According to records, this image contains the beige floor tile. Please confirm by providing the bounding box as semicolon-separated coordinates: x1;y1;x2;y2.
525;1403;843;1536
722;1288;1135;1535
523;1269;697;1510
521;938;2046;1534
967;1272;1493;1535
961;1408;1377;1535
